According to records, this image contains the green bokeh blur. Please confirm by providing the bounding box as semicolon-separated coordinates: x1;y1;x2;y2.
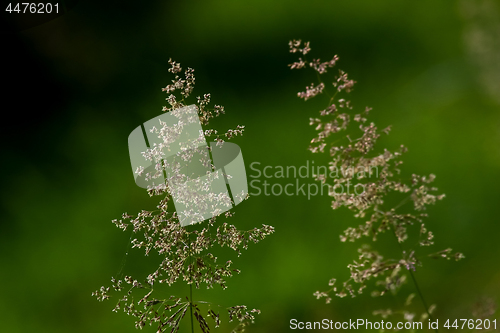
2;0;500;332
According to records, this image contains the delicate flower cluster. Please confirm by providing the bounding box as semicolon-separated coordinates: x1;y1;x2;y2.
140;60;246;219
289;40;464;329
161;60;224;127
289;39;311;55
298;83;325;101
93;59;274;333
109;212;273;289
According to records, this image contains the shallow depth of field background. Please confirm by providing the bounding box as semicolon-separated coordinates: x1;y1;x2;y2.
2;1;500;332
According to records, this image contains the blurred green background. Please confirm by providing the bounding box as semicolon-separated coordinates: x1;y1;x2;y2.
2;0;500;332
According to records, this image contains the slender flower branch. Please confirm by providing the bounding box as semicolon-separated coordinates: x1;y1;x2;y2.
289;39;464;329
93;59;274;333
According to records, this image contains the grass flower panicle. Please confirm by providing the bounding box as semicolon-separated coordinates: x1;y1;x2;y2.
93;59;274;333
289;39;464;331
